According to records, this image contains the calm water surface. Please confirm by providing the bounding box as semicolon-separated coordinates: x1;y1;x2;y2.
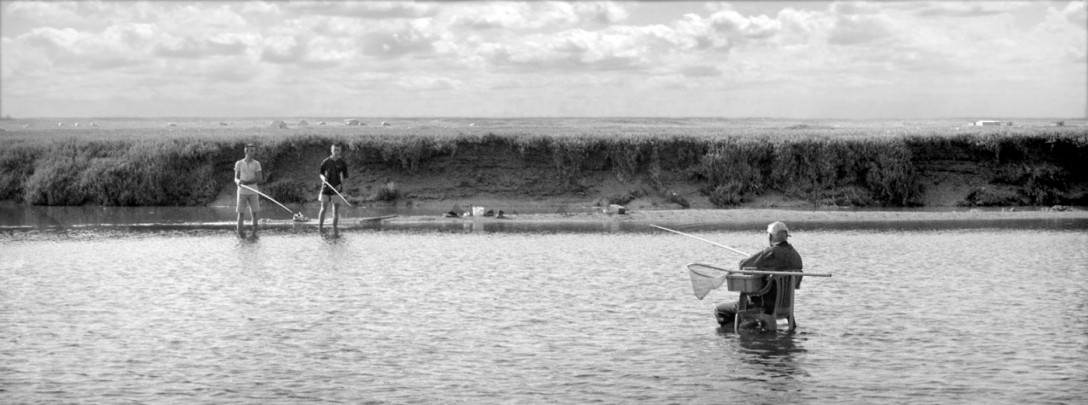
2;225;1086;404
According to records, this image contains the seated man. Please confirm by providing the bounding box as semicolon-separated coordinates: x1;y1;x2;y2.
715;221;804;326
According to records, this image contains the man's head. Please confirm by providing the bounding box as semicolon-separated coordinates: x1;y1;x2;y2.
767;221;789;244
244;143;256;158
330;143;342;159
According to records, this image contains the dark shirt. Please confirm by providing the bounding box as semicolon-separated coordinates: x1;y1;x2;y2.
319;157;349;195
738;241;803;312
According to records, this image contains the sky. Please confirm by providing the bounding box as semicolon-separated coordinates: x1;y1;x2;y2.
1;1;1085;119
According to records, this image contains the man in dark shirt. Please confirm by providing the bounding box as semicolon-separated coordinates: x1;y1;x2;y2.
715;221;804;326
318;143;349;235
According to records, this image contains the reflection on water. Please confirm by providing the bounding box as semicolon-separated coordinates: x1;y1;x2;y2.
2;227;1087;403
2;204;1087;233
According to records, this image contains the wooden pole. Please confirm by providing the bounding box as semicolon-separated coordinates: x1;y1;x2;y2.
689;263;832;277
651;224;750;257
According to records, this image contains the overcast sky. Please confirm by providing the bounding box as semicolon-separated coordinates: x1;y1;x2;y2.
1;1;1085;119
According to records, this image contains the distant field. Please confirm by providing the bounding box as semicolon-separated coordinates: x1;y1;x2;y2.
2;117;1086;143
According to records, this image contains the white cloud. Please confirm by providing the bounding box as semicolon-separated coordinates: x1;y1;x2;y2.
284;1;436;19
573;2;629;24
358;23;438;58
395;76;465;92
1;1;1084;118
827;12;893;45
152;34;249;59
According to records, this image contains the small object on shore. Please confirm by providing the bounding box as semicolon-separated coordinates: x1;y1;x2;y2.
471;206;485;216
270;120;288;129
292;212;307;222
496;210;510;219
483;209;495;217
608;204;626;215
166;122;177;127
1047;205;1069;212
444;211;460;218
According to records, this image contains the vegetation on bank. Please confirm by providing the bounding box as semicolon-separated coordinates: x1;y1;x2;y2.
1;122;1086;207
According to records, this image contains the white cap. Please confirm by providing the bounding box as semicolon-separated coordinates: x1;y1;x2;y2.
767;221;789;236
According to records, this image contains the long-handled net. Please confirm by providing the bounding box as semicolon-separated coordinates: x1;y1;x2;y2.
687;263;730;300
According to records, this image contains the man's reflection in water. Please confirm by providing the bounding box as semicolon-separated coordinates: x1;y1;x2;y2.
719;327;809;384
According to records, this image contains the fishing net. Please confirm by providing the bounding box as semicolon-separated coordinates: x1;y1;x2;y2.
687;263;730;300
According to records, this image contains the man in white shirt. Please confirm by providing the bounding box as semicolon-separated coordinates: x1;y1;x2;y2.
234;143;264;238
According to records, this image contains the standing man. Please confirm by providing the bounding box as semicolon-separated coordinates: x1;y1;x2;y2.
234;143;263;238
318;143;349;236
714;221;804;327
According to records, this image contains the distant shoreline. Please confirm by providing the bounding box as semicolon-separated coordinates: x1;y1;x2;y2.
3;202;1086;232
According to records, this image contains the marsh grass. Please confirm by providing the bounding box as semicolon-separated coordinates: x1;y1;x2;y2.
1;118;1086;207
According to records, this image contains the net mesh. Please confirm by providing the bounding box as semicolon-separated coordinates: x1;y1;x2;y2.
687;264;729;300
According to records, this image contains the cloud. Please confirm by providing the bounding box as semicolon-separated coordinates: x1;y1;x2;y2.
19;27;82;55
358;23;437;58
913;3;1019;18
481;28;653;73
827;13;893;45
103;23;158;49
395;76;464;91
573;2;628;24
5;1;123;27
2;1;1084;118
672;9;783;51
15;26;148;70
152;35;248;59
284;1;436;19
260;36;306;64
450;2;575;31
1061;0;1087;30
679;65;722;78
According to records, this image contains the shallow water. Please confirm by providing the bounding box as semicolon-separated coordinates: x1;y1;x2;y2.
2;226;1087;404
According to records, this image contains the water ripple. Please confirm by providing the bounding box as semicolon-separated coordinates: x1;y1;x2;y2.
1;229;1086;403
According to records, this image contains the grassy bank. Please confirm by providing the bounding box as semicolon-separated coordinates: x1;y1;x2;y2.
1;119;1086;208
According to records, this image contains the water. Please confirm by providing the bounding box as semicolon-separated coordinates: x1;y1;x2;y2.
2;225;1087;404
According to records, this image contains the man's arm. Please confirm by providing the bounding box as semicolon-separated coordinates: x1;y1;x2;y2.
738;248;770;269
338;162;348;191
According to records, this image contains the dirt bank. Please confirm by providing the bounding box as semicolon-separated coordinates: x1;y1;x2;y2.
3;120;1087;211
206;131;1088;213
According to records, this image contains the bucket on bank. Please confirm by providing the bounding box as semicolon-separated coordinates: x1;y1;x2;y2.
472;206;486;216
